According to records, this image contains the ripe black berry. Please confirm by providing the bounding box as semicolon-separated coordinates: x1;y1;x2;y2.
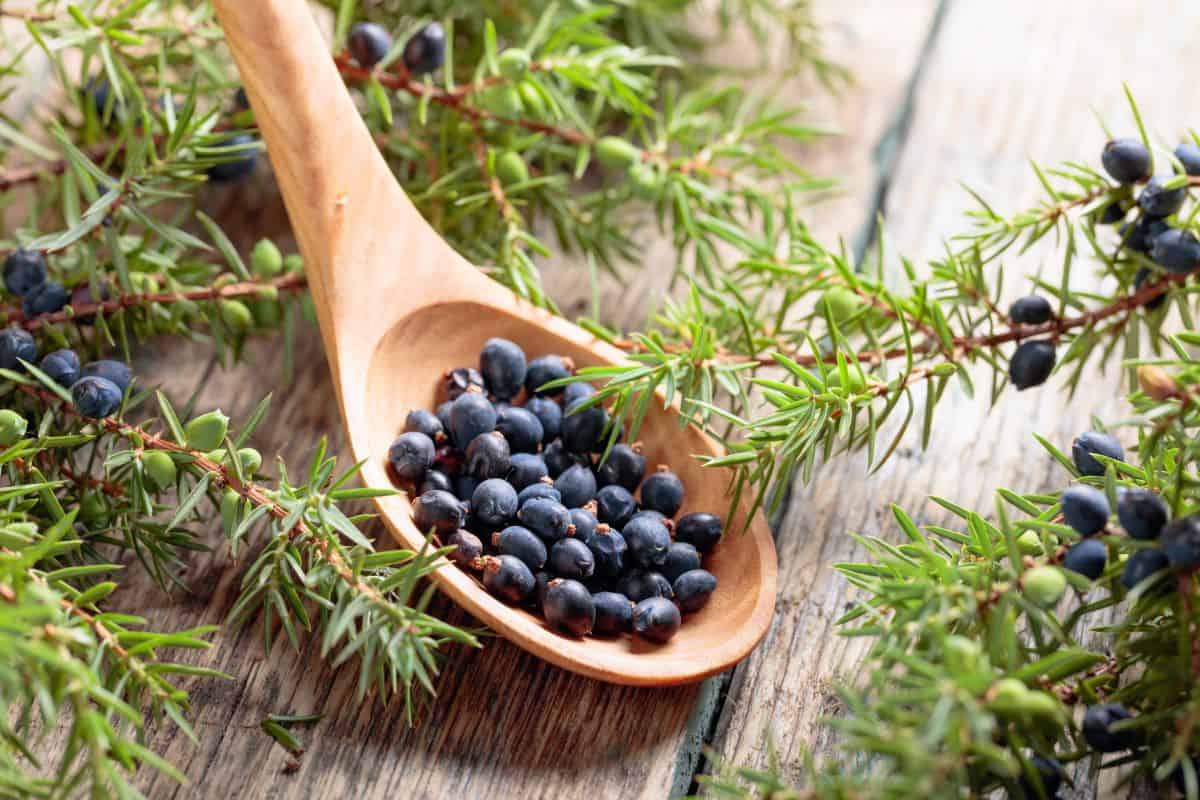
1097;200;1127;225
2;249;47;297
1071;430;1124;476
1138;175;1188;218
1134;266;1168;311
561;398;609;454
81;360;132;394
517;497;574;540
585;524;627;577
449;390;497;448
444;367;485;401
675;512;722;553
71;375;122;418
673;569;717;613
1008;340;1056;391
435;400;455;435
1101;138;1152;184
495;406;544;453
1120;548;1169;591
479;337;527;401
1082;703;1140;752
1062;538;1106;580
39;349;80;387
548;537;595;579
482;554;535;604
595;484;637;529
661;542;702;582
1151;227;1200;273
517;481;561;507
206;133;258;183
1117;488;1168;540
21;281;68;318
640;467;684;517
454;474;479;502
1120;216;1169;253
1177;143;1200;177
592;591;634;635
623;514;671;568
387;431;436;482
347;22;392;68
465;431;511;479
507;452;548;490
1161;514;1200;571
1060;485;1110;536
543;438;585;478
568;506;598;540
616;570;673;602
446;529;483;569
413;489;464;535
543;579;595;636
554;463;597;508
420;469;454;495
402;22;446;75
1017;754;1065;800
1008;295;1052;325
525;354;573;396
404;409;445;443
471;478;518;529
493;525;547;570
524;396;563;441
633;597;681;643
562;381;595;408
0;328;36;371
595;442;646;491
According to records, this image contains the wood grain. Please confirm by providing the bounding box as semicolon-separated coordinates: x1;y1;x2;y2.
705;1;1200;798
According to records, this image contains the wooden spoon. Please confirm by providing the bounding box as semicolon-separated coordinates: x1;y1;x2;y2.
212;0;777;686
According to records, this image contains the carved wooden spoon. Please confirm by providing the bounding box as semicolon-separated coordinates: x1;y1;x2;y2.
212;0;776;685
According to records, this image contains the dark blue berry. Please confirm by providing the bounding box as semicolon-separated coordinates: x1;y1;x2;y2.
465;431;510;479
1061;485;1110;536
453;474;479;502
507;452;548;490
388;431;435;482
0;328;36;371
524;396;562;441
1008;340;1055;390
233;87;249;111
561;397;609;454
616;570;673;602
592;591;634;635
562;381;595;408
1134;266;1168;311
449;390;497;448
1009;295;1052;325
1102;139;1152;184
595;484;637;529
404;409;445;443
482;554;535;604
543;438;586;478
518;497;574;540
1121;548;1169;591
1062;538;1107;580
585;524;627;577
81;360;132;394
569;506;599;540
444;367;485;401
71;375;122;418
1097;201;1127;225
435;400;455;435
492;525;547;571
413;489;464;534
596;442;646;491
1138;175;1188;218
543;579;594;636
525;354;574;396
675;512;722;553
1117;488;1168;540
554;463;597;508
1017;754;1065;800
2;249;47;297
402;22;446;75
1082;703;1140;753
640;468;684;517
479;337;526;401
348;22;392;68
548;537;594;580
1177;143;1200;177
673;569;717;613
39;349;80;387
447;529;483;569
206;133;258;183
86;76;121;125
623;514;671;568
495;406;544;453
471;478;518;528
420;469;454;495
534;571;553;607
661;542;702;583
517;481;561;507
21;281;68;318
1071;431;1124;476
633;597;681;643
1151;227;1200;273
1161;515;1200;571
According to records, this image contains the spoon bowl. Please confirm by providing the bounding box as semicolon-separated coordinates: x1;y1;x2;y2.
214;0;777;685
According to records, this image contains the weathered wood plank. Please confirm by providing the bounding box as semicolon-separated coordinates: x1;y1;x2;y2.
705;1;1200;797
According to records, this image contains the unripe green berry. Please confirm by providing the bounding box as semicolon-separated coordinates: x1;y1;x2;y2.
1016;529;1044;555
495;150;529;186
0;409;27;446
1023;565;1067;608
628;163;663;200
237;447;262;475
518;81;545;116
143;450;177;491
485;85;523;116
250;300;282;328
817;286;862;325
250;239;283;278
1021;690;1062;719
220;488;240;532
987;677;1031;716
497;48;530;80
129;272;159;294
185;409;229;451
255;285;279;302
943;635;982;675
283;254;304;273
219;299;253;331
595;136;642;170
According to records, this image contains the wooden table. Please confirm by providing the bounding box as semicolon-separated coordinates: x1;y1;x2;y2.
34;0;1200;796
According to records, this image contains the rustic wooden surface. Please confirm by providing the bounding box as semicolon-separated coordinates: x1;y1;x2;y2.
23;0;1200;797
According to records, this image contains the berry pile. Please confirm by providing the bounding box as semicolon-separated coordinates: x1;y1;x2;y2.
387;337;721;643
